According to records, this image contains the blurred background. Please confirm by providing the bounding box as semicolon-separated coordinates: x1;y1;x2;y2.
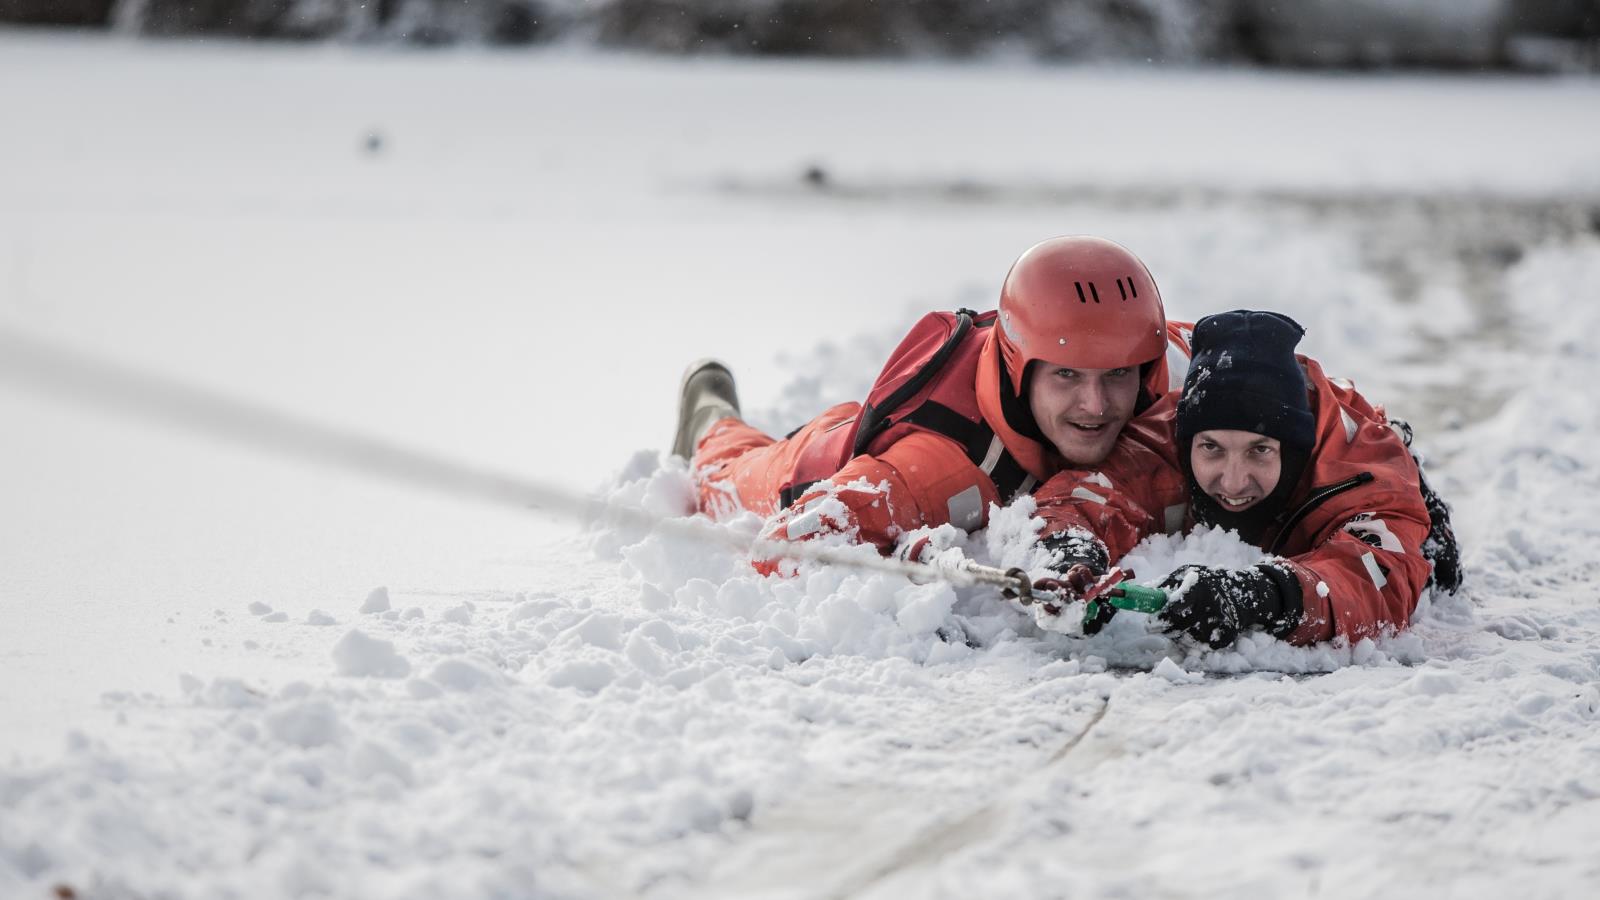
2;0;1597;70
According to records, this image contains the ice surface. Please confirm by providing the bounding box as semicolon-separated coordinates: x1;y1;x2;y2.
2;33;1599;900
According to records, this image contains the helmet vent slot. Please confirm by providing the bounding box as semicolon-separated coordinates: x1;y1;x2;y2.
1089;282;1102;303
1075;282;1089;304
1127;277;1138;299
1117;278;1128;301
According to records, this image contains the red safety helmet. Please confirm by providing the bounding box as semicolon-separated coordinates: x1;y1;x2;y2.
996;235;1168;394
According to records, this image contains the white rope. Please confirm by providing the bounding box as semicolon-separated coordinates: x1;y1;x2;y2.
0;329;1030;593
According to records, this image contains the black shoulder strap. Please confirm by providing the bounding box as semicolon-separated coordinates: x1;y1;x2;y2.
852;309;978;457
900;401;1035;502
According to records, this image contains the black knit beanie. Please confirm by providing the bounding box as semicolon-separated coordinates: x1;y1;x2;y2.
1176;311;1316;453
1177;310;1316;545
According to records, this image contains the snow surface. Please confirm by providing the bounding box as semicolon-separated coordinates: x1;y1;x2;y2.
3;34;1600;900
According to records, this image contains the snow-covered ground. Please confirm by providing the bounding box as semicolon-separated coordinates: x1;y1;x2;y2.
2;34;1599;899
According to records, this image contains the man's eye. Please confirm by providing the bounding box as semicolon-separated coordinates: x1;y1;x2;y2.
1056;369;1078;379
1108;367;1133;378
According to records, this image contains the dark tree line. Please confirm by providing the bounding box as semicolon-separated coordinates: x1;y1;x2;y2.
2;0;1596;69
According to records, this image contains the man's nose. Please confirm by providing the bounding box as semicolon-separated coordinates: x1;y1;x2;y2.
1075;378;1107;416
1219;458;1253;494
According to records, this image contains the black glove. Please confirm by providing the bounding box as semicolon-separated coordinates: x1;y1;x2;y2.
1156;563;1304;649
1040;530;1110;578
1039;531;1116;633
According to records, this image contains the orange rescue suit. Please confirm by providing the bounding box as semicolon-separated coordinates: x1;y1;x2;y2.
1032;357;1433;645
692;312;1194;554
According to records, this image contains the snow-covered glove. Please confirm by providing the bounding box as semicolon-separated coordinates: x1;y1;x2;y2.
1039;529;1115;632
894;533;936;566
752;480;908;576
1156;563;1304;649
1040;528;1110;577
752;492;858;576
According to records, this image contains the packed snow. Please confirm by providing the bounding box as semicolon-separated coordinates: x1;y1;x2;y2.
2;34;1599;900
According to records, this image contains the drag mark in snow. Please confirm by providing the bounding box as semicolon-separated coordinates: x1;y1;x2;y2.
816;699;1110;900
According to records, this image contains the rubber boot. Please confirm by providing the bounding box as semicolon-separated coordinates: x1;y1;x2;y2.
671;359;741;460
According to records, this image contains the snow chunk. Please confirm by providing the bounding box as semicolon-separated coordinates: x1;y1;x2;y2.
360;586;391;614
624;631;669;676
547;659;616;694
266;699;341;748
247;601;273;616
1119;525;1269;581
331;629;411;679
405;678;442;700
634;620;682;653
199;678;265;709
638;583;672;612
428;658;500;692
1153;657;1205;684
349;740;414;787
305;609;337;626
566;613;625;651
1409;667;1464;696
895;582;958;635
508;596;564;624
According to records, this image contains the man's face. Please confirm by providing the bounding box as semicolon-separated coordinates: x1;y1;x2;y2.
1028;364;1141;466
1189;429;1283;512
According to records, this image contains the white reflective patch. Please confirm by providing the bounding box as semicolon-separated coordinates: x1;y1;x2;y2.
1339;408;1358;444
1085;471;1113;489
1344;517;1404;553
785;509;824;540
1070;486;1108;505
1361;551;1388;589
1016;474;1038;498
947;485;985;530
1166;339;1190;391
1331;376;1354;391
978;434;1005;475
1163;504;1187;534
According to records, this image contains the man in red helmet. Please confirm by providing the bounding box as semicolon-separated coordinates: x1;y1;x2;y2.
670;235;1193;571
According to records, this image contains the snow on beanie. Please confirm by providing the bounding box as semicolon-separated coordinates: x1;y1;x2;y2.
1176;310;1316;452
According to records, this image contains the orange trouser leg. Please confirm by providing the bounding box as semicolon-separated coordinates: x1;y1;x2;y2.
693;402;861;520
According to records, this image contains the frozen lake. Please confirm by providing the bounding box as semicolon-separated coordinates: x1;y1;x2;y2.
3;33;1599;899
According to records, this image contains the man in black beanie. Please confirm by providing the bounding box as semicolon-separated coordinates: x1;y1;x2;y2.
1175;311;1317;546
1158;311;1322;647
1032;309;1461;649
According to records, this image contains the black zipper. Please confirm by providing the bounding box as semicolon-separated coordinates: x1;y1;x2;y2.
1266;472;1375;555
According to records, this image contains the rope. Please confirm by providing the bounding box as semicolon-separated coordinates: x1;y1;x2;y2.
0;328;1035;595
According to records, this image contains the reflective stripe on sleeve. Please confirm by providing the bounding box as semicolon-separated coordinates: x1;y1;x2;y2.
1361;551;1389;589
947;485;985;530
1070;486;1108;505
